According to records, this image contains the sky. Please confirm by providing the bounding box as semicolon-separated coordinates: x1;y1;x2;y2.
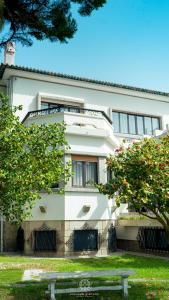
1;0;169;92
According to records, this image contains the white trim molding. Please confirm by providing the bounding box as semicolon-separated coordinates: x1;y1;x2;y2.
37;92;85;110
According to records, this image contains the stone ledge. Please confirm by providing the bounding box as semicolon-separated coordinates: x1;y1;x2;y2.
117;219;161;227
65;187;98;193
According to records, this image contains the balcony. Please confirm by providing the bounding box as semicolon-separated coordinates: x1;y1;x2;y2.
23;104;119;153
23;104;112;124
23;104;115;132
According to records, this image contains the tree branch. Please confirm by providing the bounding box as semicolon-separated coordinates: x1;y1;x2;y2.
151;209;167;227
0;28;16;47
0;10;18;48
139;211;157;220
159;210;169;225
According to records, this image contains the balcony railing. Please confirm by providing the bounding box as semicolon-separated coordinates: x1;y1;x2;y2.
22;104;112;124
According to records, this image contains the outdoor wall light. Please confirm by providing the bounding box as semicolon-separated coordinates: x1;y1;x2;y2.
82;205;91;213
39;205;47;213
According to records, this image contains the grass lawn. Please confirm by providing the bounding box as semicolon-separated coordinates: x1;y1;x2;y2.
0;253;169;299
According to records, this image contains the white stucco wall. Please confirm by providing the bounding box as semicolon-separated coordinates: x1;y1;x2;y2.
66;134;114;156
116;226;139;241
30;193;65;221
64;192;113;220
6;72;169;223
28;191;128;222
11;76;169;131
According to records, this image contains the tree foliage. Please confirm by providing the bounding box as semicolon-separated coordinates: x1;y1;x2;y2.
0;93;71;223
98;136;169;235
0;0;106;47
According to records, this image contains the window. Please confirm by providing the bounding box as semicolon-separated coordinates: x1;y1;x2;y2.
129;115;136;135
41;102;58;110
74;230;98;251
51;182;59;189
137;116;144;135
41;101;80;113
107;168;113;182
34;230;56;251
112;111;160;135
112;112;120;133
138;227;168;251
72;156;98;187
144;117;152;135
120;113;128;134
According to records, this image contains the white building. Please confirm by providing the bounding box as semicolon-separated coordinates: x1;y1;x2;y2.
0;46;169;255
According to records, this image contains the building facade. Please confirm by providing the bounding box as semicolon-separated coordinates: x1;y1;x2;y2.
0;49;169;256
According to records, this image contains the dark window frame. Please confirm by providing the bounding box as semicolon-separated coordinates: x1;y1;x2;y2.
51;182;59;189
72;160;98;188
34;230;56;251
74;229;98;251
112;110;161;135
138;227;169;251
41;101;81;113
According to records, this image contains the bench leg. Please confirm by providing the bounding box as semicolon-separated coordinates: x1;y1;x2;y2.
48;282;56;300
121;276;128;298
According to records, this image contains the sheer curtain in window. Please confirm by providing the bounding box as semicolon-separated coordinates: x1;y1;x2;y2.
72;161;83;186
85;162;97;186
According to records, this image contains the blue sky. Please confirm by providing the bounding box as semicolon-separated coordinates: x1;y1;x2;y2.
1;0;169;92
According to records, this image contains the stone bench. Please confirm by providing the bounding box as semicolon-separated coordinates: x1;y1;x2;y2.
40;269;135;299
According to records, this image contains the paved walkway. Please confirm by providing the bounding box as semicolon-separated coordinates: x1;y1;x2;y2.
22;269;43;281
1;251;125;259
2;250;169;260
125;251;169;261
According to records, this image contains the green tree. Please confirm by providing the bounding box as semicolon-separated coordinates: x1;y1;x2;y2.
0;93;70;223
98;135;169;240
0;0;106;47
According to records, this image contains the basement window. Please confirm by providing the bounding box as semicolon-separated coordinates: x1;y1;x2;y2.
34;230;56;251
74;229;98;251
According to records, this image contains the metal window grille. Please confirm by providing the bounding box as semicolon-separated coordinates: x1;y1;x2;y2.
34;230;56;251
74;229;98;251
108;226;117;252
137;227;169;252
